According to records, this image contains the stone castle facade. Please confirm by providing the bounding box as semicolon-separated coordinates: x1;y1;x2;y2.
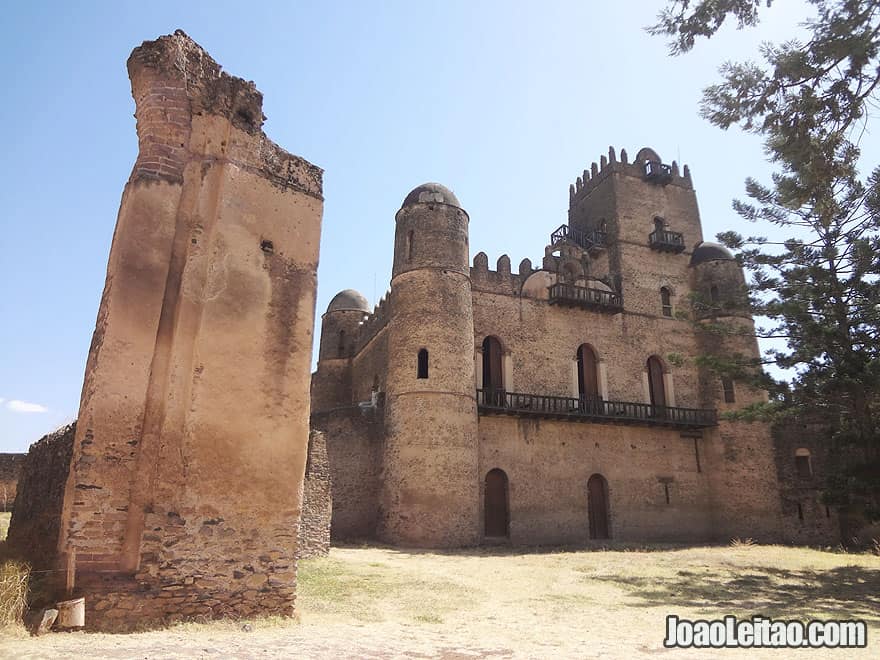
311;147;837;546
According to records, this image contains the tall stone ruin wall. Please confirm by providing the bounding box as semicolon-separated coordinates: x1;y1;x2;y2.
5;424;75;568
0;452;26;512
297;431;331;559
51;31;322;631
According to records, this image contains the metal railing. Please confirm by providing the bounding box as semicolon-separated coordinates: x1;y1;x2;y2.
548;283;622;311
649;228;686;253
550;224;607;251
644;161;673;184
476;388;717;428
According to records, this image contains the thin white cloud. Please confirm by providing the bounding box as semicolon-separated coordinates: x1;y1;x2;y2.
0;398;4;404
7;400;49;414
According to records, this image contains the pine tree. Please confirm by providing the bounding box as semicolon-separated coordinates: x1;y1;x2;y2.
651;0;880;524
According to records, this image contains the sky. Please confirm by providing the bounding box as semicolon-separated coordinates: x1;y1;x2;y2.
0;0;824;452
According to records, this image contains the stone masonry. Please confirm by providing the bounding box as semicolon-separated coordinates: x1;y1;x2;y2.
296;430;332;559
310;148;826;548
0;452;26;513
50;31;322;630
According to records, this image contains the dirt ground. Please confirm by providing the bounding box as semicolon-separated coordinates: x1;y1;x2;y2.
2;543;878;659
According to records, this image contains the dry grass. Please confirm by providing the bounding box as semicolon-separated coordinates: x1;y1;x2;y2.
0;512;10;542
0;543;878;658
0;560;29;628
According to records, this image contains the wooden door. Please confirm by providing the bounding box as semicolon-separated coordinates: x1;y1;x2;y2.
482;336;504;399
647;356;666;408
587;474;609;540
484;469;509;538
577;344;599;400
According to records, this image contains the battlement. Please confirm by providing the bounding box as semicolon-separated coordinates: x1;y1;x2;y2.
354;292;392;351
568;146;693;207
471;252;534;295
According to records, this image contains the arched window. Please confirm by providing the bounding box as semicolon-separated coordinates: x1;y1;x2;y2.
660;287;672;317
484;468;510;538
721;376;735;403
576;344;600;401
482;336;504;390
337;329;346;358
710;285;720;304
795;448;812;479
647;356;666;409
417;348;429;379
654;216;665;232
587;473;610;540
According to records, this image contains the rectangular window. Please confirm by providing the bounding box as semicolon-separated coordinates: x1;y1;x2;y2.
721;377;735;403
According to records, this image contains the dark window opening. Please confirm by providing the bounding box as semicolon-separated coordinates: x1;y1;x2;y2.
337;329;346;358
654;216;665;232
721;377;735;403
664;482;670;505
660;287;672;317
825;506;831;518
797;502;804;521
260;239;274;254
694;438;702;473
406;230;414;262
795;454;812;479
417;348;429;379
710;285;720;304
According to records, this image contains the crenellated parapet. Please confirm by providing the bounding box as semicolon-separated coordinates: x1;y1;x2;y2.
470;252;534;295
568;146;693;208
354;292;392;352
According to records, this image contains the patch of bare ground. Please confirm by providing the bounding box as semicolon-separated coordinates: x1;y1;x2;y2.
1;543;878;658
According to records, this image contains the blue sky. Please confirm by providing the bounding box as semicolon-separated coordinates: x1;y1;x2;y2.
0;1;819;452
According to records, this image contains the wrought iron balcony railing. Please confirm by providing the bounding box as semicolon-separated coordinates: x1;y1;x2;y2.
550;224;607;251
649;229;686;253
548;283;622;312
644;161;673;184
477;389;717;429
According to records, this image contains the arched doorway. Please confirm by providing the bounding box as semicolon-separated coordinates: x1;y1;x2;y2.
647;355;666;412
482;336;504;406
484;468;509;538
577;344;600;402
587;473;610;540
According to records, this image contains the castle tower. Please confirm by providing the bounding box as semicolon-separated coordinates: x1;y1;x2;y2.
379;183;480;547
310;289;370;411
689;242;766;409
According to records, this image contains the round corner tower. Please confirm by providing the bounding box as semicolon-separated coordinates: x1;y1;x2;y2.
689;242;766;408
379;182;480;547
311;289;370;411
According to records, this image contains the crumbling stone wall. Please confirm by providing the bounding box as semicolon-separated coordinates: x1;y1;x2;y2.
55;31;322;631
5;424;75;567
297;431;331;559
0;452;26;512
772;417;840;545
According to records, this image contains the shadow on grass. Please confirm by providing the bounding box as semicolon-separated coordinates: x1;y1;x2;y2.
586;565;880;623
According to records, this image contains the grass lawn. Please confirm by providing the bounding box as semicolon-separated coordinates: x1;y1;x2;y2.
1;543;878;658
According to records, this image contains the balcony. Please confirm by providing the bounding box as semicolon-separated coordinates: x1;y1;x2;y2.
649;229;685;253
550;224;607;252
549;282;622;312
477;389;717;429
644;161;673;185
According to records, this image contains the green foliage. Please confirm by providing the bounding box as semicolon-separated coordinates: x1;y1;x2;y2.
652;0;880;517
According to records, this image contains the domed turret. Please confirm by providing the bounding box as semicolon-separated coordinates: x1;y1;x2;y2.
401;182;461;209
690;241;735;266
327;289;370;313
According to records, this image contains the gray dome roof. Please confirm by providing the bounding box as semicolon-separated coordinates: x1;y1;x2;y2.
401;183;461;209
327;289;370;313
690;241;735;265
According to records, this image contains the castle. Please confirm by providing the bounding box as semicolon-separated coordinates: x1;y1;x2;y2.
311;147;803;547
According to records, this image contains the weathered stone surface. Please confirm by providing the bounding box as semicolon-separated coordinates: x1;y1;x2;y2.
6;424;75;569
311;152;814;547
46;30;322;631
296;431;331;559
0;453;26;512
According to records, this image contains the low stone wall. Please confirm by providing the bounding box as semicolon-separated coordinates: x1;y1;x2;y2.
297;431;331;559
6;423;75;568
0;452;26;512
